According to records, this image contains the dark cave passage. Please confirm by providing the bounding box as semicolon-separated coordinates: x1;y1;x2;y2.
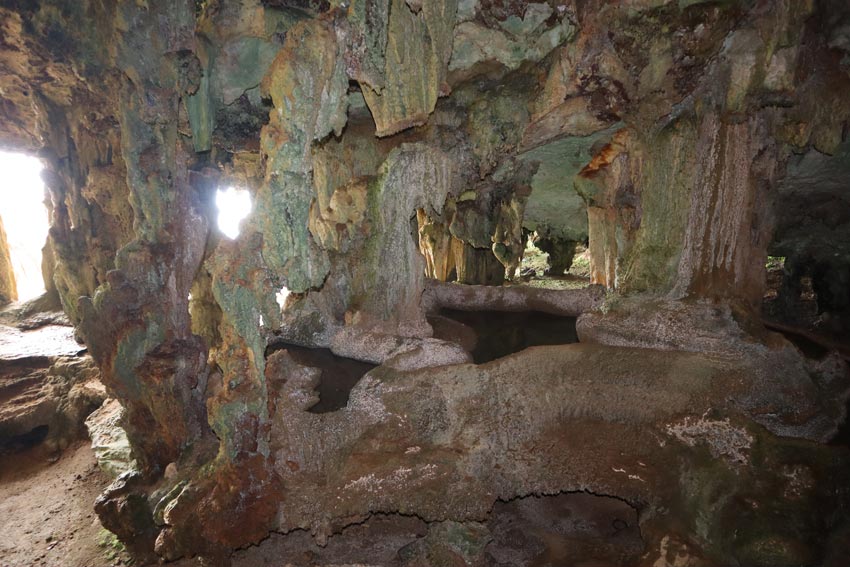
0;424;48;455
830;417;850;448
433;309;579;364
265;343;377;413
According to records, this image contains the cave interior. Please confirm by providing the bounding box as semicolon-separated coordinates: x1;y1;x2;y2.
1;0;850;566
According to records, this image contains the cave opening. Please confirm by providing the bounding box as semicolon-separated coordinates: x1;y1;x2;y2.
275;286;291;310
0;151;49;304
214;186;252;239
514;234;592;289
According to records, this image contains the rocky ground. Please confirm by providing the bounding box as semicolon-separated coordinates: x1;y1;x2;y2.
0;303;848;566
0;313;103;454
0;435;642;567
0;449;641;567
0;441;129;567
0;308;124;567
164;492;642;567
0;303;643;567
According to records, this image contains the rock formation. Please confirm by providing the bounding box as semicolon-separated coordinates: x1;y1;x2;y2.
0;217;16;305
0;317;105;454
1;0;849;565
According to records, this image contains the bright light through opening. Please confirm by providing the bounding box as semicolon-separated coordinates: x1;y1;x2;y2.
275;287;290;310
0;151;49;302
215;187;252;239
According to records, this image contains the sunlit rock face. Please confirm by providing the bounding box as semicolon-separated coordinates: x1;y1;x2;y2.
1;0;850;565
0;217;16;305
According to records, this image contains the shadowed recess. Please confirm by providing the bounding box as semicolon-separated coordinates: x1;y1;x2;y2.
264;343;377;413
435;309;578;363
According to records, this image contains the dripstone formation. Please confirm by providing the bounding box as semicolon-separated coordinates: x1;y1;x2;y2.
1;1;849;565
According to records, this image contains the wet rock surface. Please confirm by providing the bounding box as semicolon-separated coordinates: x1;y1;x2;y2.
0;324;82;362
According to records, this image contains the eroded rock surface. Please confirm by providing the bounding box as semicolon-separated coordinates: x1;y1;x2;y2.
85;398;137;479
0;322;104;454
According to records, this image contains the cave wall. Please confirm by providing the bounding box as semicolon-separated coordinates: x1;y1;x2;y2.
573;0;850;311
1;0;849;565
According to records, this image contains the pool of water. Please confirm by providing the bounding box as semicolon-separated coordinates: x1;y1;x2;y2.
434;309;579;364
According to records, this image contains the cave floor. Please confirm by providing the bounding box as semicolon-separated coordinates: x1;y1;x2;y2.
0;441;123;567
507;274;592;291
0;437;643;567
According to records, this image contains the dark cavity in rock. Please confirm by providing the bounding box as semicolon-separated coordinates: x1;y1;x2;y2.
265;343;376;413
0;424;48;455
435;309;578;364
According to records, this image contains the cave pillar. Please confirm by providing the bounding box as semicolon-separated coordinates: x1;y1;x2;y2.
576;129;641;290
491;195;528;279
417;208;456;282
586;207;617;286
320;145;455;336
147;20;364;558
533;234;578;276
579;110;779;310
257;18;347;293
670;112;779;309
37;85;136;324
76;1;212;474
452;238;505;286
39;235;61;308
